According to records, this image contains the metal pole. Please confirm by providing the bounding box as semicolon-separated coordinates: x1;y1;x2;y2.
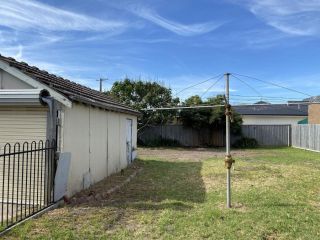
97;78;108;92
99;78;103;92
224;73;233;208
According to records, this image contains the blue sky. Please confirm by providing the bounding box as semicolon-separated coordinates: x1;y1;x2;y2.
1;0;320;103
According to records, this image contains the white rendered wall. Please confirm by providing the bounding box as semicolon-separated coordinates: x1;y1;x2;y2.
242;115;306;125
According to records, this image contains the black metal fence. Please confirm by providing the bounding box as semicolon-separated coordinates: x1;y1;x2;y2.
0;140;57;232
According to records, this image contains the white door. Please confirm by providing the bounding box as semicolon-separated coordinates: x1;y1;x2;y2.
126;119;133;164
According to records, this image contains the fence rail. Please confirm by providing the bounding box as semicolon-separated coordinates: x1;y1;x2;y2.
0;140;56;232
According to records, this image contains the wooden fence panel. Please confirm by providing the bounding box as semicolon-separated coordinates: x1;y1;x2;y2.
241;125;291;146
140;124;320;149
291;124;320;152
139;124;292;147
138;125;225;147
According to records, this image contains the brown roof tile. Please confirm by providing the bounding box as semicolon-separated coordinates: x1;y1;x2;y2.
0;55;140;116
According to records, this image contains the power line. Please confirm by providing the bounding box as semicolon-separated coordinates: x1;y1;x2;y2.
230;97;303;103
230;94;304;100
231;74;262;97
231;73;312;97
200;75;224;98
145;74;224;109
142;101;319;111
143;104;225;111
139;75;224;129
174;74;223;96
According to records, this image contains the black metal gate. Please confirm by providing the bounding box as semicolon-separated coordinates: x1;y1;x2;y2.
0;140;57;232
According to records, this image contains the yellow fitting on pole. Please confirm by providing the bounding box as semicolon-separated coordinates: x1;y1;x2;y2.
225;154;235;169
225;104;232;116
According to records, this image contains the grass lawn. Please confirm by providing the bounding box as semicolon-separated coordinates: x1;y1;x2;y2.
4;147;320;239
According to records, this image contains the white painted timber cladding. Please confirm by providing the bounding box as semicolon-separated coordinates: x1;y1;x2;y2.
62;103;138;196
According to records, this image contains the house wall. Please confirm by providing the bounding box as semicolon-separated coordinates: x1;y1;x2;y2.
0;70;33;89
308;104;320;124
62;103;137;196
242;115;306;125
0;67;138;200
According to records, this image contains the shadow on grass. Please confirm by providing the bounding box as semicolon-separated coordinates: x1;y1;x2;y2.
85;159;206;211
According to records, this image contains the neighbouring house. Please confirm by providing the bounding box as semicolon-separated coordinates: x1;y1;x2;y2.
233;103;308;125
308;103;320;124
0;55;139;197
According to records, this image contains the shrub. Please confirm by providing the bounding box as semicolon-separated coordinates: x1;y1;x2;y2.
233;137;258;148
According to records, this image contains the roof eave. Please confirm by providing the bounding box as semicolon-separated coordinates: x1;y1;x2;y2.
69;95;141;116
0;59;72;108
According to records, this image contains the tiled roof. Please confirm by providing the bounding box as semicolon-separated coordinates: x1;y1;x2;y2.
304;96;320;102
233;104;308;116
0;55;140;116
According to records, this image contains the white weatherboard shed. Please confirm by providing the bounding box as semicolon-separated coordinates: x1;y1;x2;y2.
0;55;139;197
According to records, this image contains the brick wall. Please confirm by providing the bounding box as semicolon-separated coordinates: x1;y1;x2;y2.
308;104;320;124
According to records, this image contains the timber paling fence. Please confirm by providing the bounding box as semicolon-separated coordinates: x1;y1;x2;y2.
138;125;225;147
242;125;291;146
139;124;320;149
292;124;320;152
139;124;291;147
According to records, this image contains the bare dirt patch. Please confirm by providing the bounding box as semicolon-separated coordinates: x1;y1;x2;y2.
70;161;143;206
138;147;258;161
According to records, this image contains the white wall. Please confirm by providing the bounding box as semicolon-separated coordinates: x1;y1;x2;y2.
242;115;306;125
62;103;137;196
89;107;108;184
0;70;33;89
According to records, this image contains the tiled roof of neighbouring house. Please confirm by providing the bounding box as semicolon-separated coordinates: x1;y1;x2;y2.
0;55;140;116
233;104;308;116
303;96;320;102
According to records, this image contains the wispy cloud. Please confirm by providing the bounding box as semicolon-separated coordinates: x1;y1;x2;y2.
241;0;320;36
0;0;126;32
129;6;222;36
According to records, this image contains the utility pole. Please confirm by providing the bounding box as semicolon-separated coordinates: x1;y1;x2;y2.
97;78;108;92
224;73;234;208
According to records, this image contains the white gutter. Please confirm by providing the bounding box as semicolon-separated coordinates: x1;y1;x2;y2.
0;89;44;105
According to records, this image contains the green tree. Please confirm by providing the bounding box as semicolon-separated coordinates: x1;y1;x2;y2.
106;78;179;129
179;95;242;134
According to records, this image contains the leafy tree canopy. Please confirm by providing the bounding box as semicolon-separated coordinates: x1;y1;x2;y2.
106;78;179;129
107;79;242;135
180;95;242;135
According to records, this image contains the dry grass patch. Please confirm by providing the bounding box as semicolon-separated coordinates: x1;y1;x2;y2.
5;147;320;240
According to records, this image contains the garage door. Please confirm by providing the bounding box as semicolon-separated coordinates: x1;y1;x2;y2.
0;107;48;206
0;107;48;148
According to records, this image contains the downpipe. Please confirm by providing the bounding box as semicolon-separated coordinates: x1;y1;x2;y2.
39;89;55;141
